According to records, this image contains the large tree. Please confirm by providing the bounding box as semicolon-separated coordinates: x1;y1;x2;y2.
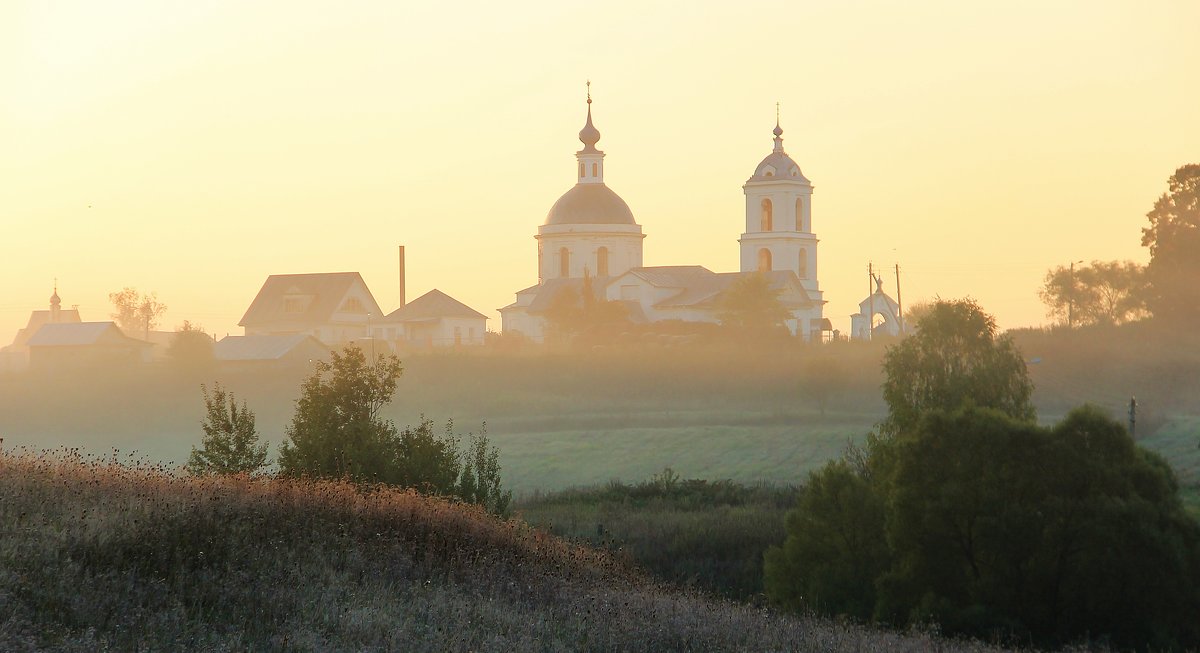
108;287;167;339
1038;260;1147;326
880;298;1034;436
1142;164;1200;322
714;273;791;333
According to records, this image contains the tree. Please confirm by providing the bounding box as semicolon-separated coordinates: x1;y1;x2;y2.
714;273;792;333
543;273;630;345
1038;260;1147;326
880;298;1033;436
1142;164;1200;322
456;424;512;517
277;347;406;483
109;287;167;338
798;357;849;418
186;383;268;475
167;321;216;373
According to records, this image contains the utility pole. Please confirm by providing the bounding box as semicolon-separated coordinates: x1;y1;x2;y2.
894;263;904;334
867;262;874;341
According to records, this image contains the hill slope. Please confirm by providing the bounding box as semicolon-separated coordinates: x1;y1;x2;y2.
0;451;1009;653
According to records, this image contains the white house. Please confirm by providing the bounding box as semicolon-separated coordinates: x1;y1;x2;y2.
239;272;383;346
382;289;487;348
500;94;828;341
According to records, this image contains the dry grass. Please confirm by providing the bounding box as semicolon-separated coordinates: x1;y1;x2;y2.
0;449;1021;653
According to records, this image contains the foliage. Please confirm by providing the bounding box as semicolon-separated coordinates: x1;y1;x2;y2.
186;383;268;476
520;472;798;600
277;346;510;513
0;451;1015;653
1142;164;1200;322
166;321;216;373
108;287;167;338
542;274;631;344
769;404;1200;650
1038;260;1147;326
881;298;1034;435
714;272;792;333
457;424;512;517
277;347;406;483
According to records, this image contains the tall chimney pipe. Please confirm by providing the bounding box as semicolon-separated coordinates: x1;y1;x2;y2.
398;245;406;307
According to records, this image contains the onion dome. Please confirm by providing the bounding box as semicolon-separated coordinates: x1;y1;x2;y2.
545;184;636;225
748;121;809;183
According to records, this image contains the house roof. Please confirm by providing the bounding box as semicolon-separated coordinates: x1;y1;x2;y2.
384;289;487;322
7;308;82;350
239;272;382;327
215;334;326;361
523;277;608;315
26;322;150;348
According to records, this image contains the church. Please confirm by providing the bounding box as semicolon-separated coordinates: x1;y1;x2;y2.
500;93;829;341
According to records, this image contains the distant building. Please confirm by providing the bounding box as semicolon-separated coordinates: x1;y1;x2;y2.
239;272;383;346
500;93;828;341
382;289;487;348
26;322;153;371
214;333;328;369
1;287;84;372
850;278;903;340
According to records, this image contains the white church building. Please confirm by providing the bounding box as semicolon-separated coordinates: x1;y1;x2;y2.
500;94;829;341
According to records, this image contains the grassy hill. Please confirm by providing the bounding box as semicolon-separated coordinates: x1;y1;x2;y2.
0;451;1014;653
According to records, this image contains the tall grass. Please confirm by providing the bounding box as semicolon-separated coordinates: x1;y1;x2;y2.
0;449;1018;652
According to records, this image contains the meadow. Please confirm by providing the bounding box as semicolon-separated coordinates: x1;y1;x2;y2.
0;450;1019;652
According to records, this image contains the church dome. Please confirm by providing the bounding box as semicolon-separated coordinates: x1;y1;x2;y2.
544;183;637;226
749;151;809;183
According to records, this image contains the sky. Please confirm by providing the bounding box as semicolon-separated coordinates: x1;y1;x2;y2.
2;0;1198;343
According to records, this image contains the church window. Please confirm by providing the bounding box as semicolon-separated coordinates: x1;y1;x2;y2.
760;199;773;231
559;247;570;278
799;249;808;279
795;198;804;231
579;163;585;178
592;162;598;177
758;248;772;273
597;246;609;276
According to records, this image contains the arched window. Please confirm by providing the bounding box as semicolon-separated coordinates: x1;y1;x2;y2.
795;198;804;231
579;163;585;178
757;248;772;273
597;246;609;276
560;247;570;278
760;199;773;231
592;162;598;177
798;249;808;279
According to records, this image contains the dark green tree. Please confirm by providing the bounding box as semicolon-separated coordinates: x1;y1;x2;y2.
167;321;216;374
880;298;1033;436
186;383;268;475
714;273;791;333
392;417;461;495
278;347;406;483
1142;164;1200;322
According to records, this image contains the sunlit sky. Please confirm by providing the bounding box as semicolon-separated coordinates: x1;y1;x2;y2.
2;1;1198;343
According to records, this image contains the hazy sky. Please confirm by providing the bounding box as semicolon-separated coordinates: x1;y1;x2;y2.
2;0;1198;342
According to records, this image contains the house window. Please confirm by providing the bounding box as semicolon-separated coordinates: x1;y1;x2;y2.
468;327;475;341
798;249;808;279
284;298;305;313
341;297;365;313
760;199;773;231
560;247;570;278
454;326;462;346
597;246;609;276
758;248;772;273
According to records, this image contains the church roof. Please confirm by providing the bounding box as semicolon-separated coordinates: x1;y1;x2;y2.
239;272;381;327
545;183;637;226
384;289;487;322
747;122;810;184
27;322;150;348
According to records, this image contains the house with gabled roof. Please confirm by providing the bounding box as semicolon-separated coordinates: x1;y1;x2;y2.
26;322;153;371
214;333;329;368
382;289;487;348
1;287;83;371
239;272;382;346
